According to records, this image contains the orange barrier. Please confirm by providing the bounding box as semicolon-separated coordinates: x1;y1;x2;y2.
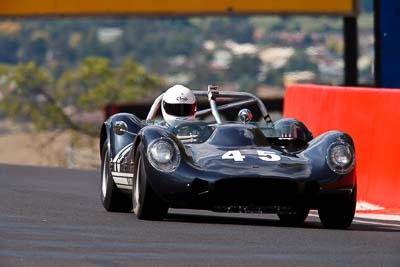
284;84;400;209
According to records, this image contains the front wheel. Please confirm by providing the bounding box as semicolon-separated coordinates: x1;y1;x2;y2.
278;206;310;226
132;144;169;220
101;141;132;212
318;186;357;229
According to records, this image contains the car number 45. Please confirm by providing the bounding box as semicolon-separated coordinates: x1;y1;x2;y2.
222;150;281;162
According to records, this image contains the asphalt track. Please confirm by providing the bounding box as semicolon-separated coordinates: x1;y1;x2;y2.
1;164;399;267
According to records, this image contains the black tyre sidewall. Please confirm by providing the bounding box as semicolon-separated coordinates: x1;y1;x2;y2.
318;186;357;229
132;144;143;216
278;206;310;226
101;140;132;212
132;143;168;220
101;142;114;210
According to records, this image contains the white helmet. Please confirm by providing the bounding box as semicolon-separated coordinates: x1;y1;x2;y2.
161;85;197;126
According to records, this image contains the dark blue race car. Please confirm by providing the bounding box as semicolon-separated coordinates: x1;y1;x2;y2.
99;86;356;229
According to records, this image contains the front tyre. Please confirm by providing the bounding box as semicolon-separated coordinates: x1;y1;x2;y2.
318;186;357;229
132;143;169;220
101;141;132;212
278;206;309;226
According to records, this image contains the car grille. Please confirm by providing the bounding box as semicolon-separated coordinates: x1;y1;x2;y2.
213;178;300;205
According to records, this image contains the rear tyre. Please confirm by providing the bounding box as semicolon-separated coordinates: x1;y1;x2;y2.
278;206;309;226
318;186;357;229
101;141;132;212
132;143;169;220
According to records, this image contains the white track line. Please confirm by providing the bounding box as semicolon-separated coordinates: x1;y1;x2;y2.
308;213;400;228
355;213;400;222
352;219;400;228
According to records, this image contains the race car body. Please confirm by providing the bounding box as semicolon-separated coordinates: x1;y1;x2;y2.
100;86;356;229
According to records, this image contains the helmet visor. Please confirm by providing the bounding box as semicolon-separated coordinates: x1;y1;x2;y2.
163;102;196;117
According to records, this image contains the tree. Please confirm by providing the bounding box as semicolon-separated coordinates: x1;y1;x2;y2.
57;57;160;110
0;61;76;130
285;49;318;73
0;57;161;136
226;55;261;92
0;36;18;63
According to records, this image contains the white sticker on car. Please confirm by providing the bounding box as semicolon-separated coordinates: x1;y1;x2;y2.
222;150;246;162
257;150;281;162
221;150;281;162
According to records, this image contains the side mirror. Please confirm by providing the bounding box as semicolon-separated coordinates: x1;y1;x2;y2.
113;121;128;135
238;108;253;124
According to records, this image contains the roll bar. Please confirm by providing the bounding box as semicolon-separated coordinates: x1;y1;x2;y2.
146;85;273;126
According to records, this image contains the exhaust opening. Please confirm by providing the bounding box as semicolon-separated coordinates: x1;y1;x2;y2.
192;178;209;195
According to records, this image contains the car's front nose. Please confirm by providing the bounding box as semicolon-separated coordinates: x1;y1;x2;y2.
143;152;356;210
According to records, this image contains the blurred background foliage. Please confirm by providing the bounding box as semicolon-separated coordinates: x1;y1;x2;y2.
0;58;160;136
0;0;373;136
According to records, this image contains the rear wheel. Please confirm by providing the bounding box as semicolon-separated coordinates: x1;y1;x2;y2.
278;206;309;226
318;186;357;229
132;144;169;220
101;141;132;212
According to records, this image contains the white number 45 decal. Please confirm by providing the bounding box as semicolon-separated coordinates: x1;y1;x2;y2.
222;150;246;161
222;150;281;162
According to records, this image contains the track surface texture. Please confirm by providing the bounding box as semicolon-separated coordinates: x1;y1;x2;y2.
1;163;399;267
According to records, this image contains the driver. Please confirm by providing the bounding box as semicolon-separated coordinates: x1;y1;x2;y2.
161;84;197;126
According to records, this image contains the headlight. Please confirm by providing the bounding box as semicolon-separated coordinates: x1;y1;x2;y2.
326;142;355;174
147;138;180;172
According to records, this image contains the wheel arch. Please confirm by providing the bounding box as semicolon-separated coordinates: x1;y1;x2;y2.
100;123;109;159
302;130;356;186
130;126;170;161
131;134;143;161
99;113;144;160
